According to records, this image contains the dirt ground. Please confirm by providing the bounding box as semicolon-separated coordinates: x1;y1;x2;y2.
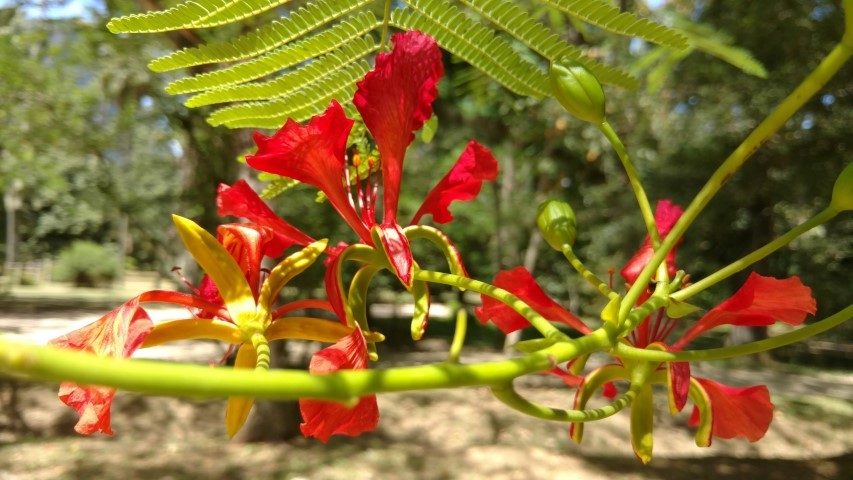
2;349;852;480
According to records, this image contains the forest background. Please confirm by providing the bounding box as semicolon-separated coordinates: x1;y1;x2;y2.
0;1;851;477
2;0;850;337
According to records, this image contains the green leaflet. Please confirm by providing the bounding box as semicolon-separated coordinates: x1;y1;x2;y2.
106;0;285;33
149;0;373;72
542;0;689;50
462;0;638;89
165;12;378;94
208;60;369;128
392;0;550;97
185;35;377;108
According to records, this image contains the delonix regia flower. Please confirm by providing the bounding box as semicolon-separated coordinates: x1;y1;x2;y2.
49;217;376;438
476;200;816;463
242;30;498;291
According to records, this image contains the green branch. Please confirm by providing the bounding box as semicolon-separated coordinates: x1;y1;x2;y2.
0;327;617;401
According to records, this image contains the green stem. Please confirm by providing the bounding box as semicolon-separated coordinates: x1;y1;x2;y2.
447;308;468;363
599;121;660;247
562;244;619;300
613;303;853;363
620;41;853;322
0;326;617;401
490;379;640;422
414;270;570;341
251;332;270;371
379;0;392;52
672;207;839;301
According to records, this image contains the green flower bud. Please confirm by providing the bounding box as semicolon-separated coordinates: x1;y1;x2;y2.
537;200;577;251
550;58;606;125
831;162;853;212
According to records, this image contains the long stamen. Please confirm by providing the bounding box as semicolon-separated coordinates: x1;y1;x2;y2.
344;157;358;212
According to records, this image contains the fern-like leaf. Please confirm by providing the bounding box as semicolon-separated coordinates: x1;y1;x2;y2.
259;175;302;199
149;0;373;72
107;0;294;34
208;60;370;128
184;35;378;108
164;12;379;95
677;22;767;78
541;0;689;50
393;0;550;98
462;0;637;89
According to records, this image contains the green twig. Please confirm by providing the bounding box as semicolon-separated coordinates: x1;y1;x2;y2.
672;207;839;301
414;270;570;341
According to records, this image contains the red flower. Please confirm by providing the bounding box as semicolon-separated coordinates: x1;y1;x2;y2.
475;266;591;335
246;31;498;287
49;218;341;436
300;328;379;442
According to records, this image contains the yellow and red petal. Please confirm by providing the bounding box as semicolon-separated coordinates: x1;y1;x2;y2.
217;223;284;300
674;273;816;349
475;267;591;334
411;141;499;225
299;329;379;442
353;31;444;224
687;377;774;443
217;180;315;248
49;298;153;435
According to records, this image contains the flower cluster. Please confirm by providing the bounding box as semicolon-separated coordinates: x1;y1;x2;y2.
44;29;834;465
50;31;497;440
476;201;816;462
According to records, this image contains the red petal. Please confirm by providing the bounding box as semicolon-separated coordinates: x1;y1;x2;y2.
49;298;153;435
688;378;774;442
411;141;499;225
353;31;444;224
217;180;315;248
674;273;816;349
246;101;370;243
620;200;684;284
377;223;414;287
299;329;379;442
474;267;590;334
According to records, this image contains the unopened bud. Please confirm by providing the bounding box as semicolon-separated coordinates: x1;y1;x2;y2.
831;162;853;212
537;200;577;250
550;58;606;125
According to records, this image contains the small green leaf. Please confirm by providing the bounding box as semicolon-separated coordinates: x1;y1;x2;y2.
600;295;622;324
666;299;702;319
421;114;438;143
